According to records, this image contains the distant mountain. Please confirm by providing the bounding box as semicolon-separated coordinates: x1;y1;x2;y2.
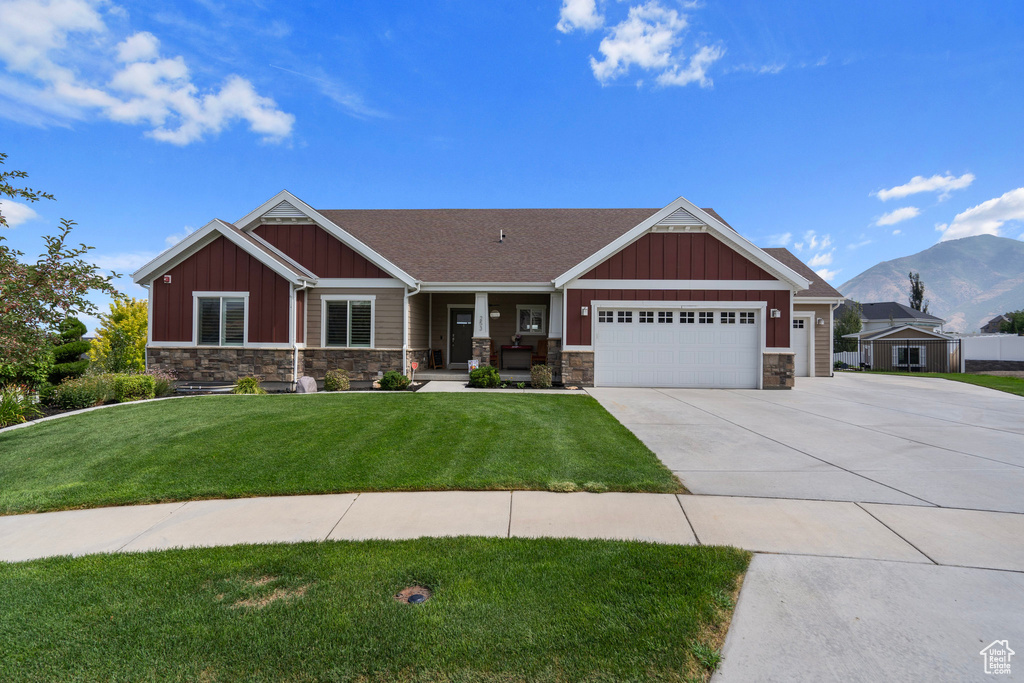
838;235;1024;333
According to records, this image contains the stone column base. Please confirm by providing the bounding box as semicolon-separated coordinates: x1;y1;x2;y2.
763;352;795;389
546;338;563;383
561;350;594;387
472;338;492;367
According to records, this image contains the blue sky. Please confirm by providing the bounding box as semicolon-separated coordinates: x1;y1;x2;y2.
1;0;1022;331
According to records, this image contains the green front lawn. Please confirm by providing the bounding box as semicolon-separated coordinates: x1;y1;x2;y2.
0;538;750;682
0;393;682;514
872;371;1024;397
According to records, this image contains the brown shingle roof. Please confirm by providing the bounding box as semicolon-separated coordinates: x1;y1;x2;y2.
319;208;660;282
762;248;843;298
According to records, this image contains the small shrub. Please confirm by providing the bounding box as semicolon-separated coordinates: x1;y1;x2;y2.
530;364;552;389
516;382;526;389
468;365;501;388
0;385;42;427
146;368;177;397
50;374;115;410
324;369;350;392
379;370;410;391
113;374;156;403
232;376;267;395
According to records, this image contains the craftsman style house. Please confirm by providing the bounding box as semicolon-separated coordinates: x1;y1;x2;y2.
133;191;843;389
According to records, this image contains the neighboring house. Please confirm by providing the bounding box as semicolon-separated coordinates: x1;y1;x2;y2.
834;300;946;334
981;313;1011;334
132;191;844;390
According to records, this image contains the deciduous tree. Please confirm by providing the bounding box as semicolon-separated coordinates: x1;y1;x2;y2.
89;298;148;373
0;153;119;385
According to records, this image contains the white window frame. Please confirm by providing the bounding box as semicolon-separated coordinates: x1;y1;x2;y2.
893;344;926;367
192;292;249;347
516;304;548;335
321;294;376;348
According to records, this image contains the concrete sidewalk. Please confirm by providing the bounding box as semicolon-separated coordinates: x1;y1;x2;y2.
2;491;1023;571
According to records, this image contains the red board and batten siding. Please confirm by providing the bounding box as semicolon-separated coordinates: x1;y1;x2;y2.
255;224;387;279
581;233;775;281
151;235;291;343
568;232;791;347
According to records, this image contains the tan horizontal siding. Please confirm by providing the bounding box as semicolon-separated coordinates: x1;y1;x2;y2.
408;293;429;349
795;303;833;377
307;287;405;348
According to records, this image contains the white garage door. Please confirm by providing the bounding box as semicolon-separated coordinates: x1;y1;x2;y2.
594;307;761;388
792;318;810;377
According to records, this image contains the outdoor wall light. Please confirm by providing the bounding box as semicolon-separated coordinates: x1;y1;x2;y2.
817;318;825;326
489;309;500;319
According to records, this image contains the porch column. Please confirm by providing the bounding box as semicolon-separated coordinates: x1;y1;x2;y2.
547;291;564;382
472;292;491;367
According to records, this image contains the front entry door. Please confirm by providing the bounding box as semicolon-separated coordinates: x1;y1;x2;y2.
449;308;474;366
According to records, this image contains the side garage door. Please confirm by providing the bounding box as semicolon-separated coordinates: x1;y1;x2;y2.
594;307;761;388
792;318;810;377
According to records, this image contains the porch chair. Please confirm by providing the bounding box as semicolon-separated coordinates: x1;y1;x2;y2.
531;339;548;367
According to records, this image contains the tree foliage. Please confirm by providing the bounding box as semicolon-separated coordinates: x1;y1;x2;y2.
0;153;120;384
999;310;1024;334
89;298;148;373
908;271;929;313
49;316;90;384
833;302;862;352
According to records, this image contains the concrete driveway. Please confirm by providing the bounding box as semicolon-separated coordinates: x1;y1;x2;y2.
589;373;1024;513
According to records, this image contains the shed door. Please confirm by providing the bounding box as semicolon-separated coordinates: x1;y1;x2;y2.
792;318;810;377
594;307;760;388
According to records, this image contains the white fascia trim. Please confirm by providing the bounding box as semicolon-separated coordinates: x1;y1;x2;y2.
865;325;953;340
553;196;811;290
419;282;556;293
314;278;405;288
795;296;846;304
133;220;304;286
567;279;792;291
235;190;417;287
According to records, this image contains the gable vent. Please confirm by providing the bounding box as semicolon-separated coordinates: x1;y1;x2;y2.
656;207;705;226
264;200;307;218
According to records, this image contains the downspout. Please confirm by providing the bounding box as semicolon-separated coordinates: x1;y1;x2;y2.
402;282;422;376
293;279;311;388
829;301;840;377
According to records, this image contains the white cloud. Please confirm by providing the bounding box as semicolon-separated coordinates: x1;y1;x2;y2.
574;1;722;88
656;44;724;87
557;0;604;33
90;251;158;272
807;250;833;268
764;231;791;247
847;239;872;249
165;225;195;246
815;268;840;282
269;64;387;120
935;187;1024;242
892;229;901;235
0;0;294;144
0;199;40;227
875;172;974;201
875;206;920;226
794;230;830;253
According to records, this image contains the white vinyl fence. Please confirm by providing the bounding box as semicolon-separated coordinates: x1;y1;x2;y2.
833;351;861;367
962;335;1024;361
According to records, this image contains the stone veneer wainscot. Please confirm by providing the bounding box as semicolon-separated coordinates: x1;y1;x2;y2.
561;350;594;387
762;351;795;389
147;348;295;383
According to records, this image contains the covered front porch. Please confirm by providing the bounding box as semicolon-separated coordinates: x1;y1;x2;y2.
410;290;563;380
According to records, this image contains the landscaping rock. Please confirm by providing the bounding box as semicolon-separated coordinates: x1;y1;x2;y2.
295;376;318;393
